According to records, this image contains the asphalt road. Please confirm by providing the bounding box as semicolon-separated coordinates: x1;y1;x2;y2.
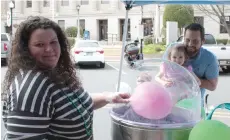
1;61;230;140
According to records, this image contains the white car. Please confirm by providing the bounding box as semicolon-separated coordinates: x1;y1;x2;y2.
71;40;105;68
1;33;11;65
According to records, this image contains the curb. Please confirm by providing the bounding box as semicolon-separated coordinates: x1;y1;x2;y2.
105;56;162;62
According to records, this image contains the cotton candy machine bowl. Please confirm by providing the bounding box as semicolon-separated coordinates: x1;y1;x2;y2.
110;104;200;140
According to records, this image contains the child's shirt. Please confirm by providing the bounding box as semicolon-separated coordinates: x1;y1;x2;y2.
160;62;193;81
160;62;197;102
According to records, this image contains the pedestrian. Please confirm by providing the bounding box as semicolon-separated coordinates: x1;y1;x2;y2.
183;23;219;106
2;16;130;140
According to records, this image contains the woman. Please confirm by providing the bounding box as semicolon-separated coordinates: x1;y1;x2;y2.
2;16;130;140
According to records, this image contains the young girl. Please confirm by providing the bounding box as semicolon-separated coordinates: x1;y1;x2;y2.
155;44;201;103
155;44;201;86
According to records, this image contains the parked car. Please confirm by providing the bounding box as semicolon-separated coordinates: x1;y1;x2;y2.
1;33;11;65
71;40;105;68
177;34;230;73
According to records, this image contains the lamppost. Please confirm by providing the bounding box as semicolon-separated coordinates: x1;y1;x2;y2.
9;1;14;36
76;5;81;39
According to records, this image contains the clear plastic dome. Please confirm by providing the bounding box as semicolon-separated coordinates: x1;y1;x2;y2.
110;58;202;128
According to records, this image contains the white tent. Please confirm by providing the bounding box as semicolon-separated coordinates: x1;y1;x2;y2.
116;0;230;91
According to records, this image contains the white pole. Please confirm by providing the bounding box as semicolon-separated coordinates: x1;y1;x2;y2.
141;6;143;24
116;10;129;92
51;0;55;21
77;9;80;39
155;4;160;43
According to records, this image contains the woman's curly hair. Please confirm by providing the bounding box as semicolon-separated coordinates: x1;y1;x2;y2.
2;16;81;97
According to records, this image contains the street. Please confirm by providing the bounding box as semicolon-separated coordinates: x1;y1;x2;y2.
1;60;230;140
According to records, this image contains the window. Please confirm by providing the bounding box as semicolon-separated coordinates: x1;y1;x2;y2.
81;0;89;5
26;0;32;8
204;34;216;44
1;34;8;41
142;18;153;36
99;20;108;40
120;19;130;41
58;20;65;30
61;0;69;6
77;19;85;30
220;16;230;34
101;0;109;4
194;16;204;26
43;0;50;7
78;42;99;47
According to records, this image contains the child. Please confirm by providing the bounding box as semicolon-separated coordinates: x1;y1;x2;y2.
155;44;201;103
155;44;201;87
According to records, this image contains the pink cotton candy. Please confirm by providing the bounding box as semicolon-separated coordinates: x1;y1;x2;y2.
130;82;173;120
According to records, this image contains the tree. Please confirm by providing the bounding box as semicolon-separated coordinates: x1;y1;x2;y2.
163;5;194;35
65;26;83;37
196;5;230;40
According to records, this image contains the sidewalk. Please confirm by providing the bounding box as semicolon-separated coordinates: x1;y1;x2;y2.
101;44;122;48
103;46;122;56
103;45;163;58
103;44;163;61
105;54;163;62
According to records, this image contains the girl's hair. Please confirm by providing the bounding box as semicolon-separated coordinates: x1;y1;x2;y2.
2;16;81;96
167;43;188;60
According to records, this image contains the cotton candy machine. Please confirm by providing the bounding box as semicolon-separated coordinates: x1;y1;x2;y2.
110;59;202;140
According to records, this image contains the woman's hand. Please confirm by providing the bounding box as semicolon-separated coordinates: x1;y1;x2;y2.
92;92;131;110
105;92;131;104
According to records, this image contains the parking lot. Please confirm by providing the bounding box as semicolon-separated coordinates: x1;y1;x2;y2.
1;60;230;140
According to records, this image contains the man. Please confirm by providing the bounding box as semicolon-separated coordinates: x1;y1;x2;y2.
183;23;219;106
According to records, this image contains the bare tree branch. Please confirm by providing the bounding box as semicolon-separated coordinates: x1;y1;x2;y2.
216;5;230;36
196;5;218;16
210;5;222;18
216;5;225;17
196;5;224;26
195;5;230;38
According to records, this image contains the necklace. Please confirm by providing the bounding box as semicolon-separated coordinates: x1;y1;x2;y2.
60;89;92;136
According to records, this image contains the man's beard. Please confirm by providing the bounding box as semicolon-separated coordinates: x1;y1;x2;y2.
186;47;199;57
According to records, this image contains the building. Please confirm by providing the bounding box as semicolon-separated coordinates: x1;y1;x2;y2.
1;0;230;43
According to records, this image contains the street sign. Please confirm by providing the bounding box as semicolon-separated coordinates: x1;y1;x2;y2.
7;11;11;27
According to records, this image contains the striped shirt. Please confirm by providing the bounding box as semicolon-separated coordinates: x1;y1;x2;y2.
2;70;94;140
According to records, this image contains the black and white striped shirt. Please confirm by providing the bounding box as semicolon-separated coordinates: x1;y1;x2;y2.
2;70;94;140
